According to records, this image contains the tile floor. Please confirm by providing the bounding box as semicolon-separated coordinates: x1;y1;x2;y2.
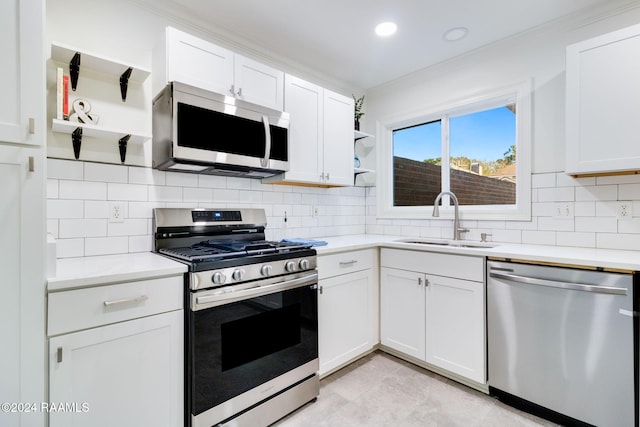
274;351;558;427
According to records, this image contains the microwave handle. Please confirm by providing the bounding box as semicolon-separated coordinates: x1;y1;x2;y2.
261;115;271;168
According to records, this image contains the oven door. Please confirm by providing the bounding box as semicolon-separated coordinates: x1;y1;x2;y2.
188;272;318;426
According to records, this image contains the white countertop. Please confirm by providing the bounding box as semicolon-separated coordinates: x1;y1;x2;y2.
315;234;640;271
47;252;188;291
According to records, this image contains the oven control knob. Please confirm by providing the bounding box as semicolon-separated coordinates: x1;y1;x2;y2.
285;261;297;272
260;265;273;277
299;259;310;270
232;269;245;281
212;272;226;285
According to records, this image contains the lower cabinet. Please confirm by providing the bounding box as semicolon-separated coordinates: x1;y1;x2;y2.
48;276;184;427
317;249;378;376
380;249;486;385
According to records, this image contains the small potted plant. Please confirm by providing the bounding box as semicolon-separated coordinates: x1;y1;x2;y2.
353;94;365;131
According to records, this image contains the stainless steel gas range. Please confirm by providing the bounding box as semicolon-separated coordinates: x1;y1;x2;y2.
153;208;319;427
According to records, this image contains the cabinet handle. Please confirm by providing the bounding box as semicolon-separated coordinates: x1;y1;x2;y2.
339;260;358;266
28;156;35;172
229;84;236;95
57;347;63;363
103;294;148;307
418;277;422;286
236;87;243;97
28;118;35;134
326;173;330;181
425;278;429;287
319;286;323;295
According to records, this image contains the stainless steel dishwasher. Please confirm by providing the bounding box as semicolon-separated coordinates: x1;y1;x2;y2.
487;259;637;427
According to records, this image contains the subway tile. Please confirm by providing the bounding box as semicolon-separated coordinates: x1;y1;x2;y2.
107;219;148;236
108;183;148;201
212;188;240;203
183;187;213;203
574;202;596;217
595;201;618;217
59;180;107;200
129;166;165;185
537;187;574;202
490;229;522;243
617;219;640;234
129;201;164;218
596;233;640;250
521;230;556;245
555;173;595;187
148;185;182;202
128;235;152;253
166;171;198;187
575;217;617;233
47;179;59;199
199;174;228;189
556;232;596;248
619;183;640;200
84;201;110;219
531;202;556;217
59;219;107;238
48;199;83;219
237;190;263;203
531;173;555;188
505;218;538;230
536;217;574;232
575;185;618;201
84;162;127;183
47;220;59;238
84;237;128;256
47;158;83;180
597;174;640;185
56;238;84;258
262;191;284;204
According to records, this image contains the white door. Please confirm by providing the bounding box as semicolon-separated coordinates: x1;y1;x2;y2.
167;27;234;96
49;311;183;427
0;0;43;145
323;90;354;186
380;267;426;360
425;274;485;383
282;74;323;184
234;54;284;110
0;146;45;427
318;269;373;376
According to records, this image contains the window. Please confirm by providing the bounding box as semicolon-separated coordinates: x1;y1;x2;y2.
378;81;531;220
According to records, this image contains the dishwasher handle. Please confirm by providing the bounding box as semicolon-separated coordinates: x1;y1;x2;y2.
489;271;628;296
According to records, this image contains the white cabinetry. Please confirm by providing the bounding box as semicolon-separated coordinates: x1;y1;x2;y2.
154;27;284;110
380;249;485;385
317;249;378;376
48;276;184;427
566;24;640;176
0;1;46;426
263;74;354;187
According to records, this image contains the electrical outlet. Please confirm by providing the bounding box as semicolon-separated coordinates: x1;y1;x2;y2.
552;203;574;219
617;201;633;220
108;202;125;223
312;206;319;217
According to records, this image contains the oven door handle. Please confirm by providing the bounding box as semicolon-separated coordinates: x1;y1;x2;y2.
194;272;318;310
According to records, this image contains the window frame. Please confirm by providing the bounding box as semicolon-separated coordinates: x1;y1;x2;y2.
376;80;531;221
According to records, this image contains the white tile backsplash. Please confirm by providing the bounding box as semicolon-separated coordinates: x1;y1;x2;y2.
48;160;640;257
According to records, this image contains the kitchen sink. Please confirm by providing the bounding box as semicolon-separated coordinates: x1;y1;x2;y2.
394;238;498;249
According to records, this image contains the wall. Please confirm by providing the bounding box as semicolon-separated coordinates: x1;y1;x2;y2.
363;3;640;250
45;0;366;257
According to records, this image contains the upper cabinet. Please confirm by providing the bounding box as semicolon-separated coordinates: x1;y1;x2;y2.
263;74;354;187
0;0;44;146
566;24;640;176
153;27;284;111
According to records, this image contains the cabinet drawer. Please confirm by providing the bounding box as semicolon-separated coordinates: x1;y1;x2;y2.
381;248;483;282
48;276;183;336
318;249;373;279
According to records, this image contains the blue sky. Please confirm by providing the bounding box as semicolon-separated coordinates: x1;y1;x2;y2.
393;106;516;162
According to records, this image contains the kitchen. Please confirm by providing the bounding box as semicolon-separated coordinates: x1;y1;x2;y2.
4;0;640;426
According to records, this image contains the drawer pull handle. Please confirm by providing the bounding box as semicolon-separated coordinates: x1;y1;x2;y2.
104;294;149;307
339;260;358;266
57;347;63;364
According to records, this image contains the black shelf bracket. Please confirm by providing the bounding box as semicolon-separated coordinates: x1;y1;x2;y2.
119;67;133;102
118;134;131;164
72;127;82;159
69;52;81;91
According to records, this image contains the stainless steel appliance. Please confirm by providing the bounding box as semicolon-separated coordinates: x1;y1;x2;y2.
152;82;289;178
153;208;319;427
487;260;637;427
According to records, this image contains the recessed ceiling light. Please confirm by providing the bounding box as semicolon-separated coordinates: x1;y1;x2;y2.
375;22;397;37
443;27;469;42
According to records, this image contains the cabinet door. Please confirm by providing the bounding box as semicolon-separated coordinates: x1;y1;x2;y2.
425;274;485;383
380;267;425;360
234;54;284;110
166;27;234;96
566;24;640;175
318;269;374;376
49;311;183;427
0;0;43;145
323;90;354;186
282;74;324;184
0;146;45;427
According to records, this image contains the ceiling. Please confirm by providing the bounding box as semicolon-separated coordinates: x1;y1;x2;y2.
150;0;635;90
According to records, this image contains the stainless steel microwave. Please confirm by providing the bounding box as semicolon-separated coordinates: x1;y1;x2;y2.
152;82;289;178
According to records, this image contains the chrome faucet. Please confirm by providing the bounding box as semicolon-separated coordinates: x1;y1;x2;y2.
432;191;469;240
